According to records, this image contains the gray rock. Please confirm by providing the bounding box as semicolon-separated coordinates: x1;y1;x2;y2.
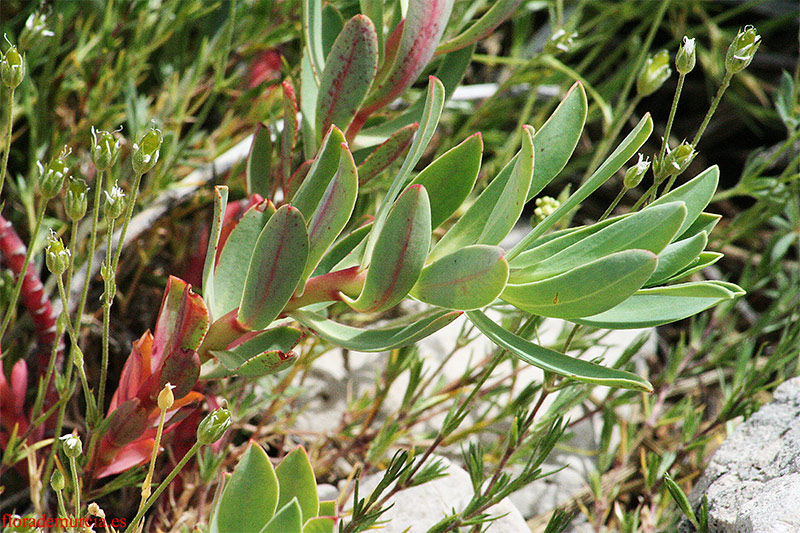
681;376;800;532
348;455;529;532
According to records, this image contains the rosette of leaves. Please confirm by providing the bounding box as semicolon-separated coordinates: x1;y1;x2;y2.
196;67;742;394
209;442;335;533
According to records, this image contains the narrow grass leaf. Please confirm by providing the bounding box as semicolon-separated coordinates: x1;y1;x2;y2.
466;310;653;392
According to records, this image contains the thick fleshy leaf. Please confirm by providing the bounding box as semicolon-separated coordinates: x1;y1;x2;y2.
301;52;320;158
286;160;313;201
364;77;444;262
247;123;273;197
347;185;431;312
312;223;371;277
203;326;304;379
575;281;743;329
411;245;508;310
291;308;460;352
678;212;720;241
261;499;303;533
665;251;722;282
358;0;454;115
302;143;358;285
276;447;319;522
429;125;533;262
528;82;587;200
303;517;336;533
436;0;525;54
318;501;336;517
210;442;278;533
94;439;154;479
202;187;229;318
281;80;299;191
511;202;686;283
214;200;276;318
239;206;309;330
317;15;378;136
292;126;347;219
303;0;325;82
157;348;200;400
360;0;383;62
466;310;653;392
646;231;707;287
410;132;482;228
321;4;345;56
509;114;653;259
357;45;473;146
502;250;657;319
510;216;625;264
649;165;719;236
357;123;418;186
153;276;210;368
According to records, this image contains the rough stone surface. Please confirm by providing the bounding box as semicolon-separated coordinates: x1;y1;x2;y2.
680;376;800;532
348;455;529;532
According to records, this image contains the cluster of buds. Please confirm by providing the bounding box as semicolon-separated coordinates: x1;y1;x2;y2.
45;231;70;276
37;147;71;199
1;40;25;89
546;28;578;54
623;154;651;189
533;196;560;222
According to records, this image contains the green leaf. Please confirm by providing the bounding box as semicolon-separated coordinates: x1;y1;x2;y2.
677;212;720;241
348;185;431;313
210;442;278;533
360;0;384;64
281;80;299;191
303;0;325;82
318;501;336;517
276;447;319;522
429;125;534;261
502;250;657;319
303;517;336;533
410;132;482;229
436;0;525;54
214;200;276;318
291;308;460;352
239;206;309;330
645;231;707;287
411;245;508;310
509;114;653;259
316;15;378;136
260;499;303;533
357;123;418;186
292;126;348;220
466;310;653;392
528;82;587;200
509;215;624;264
574;281;743;329
247;123;273;198
204;326;304;379
302;143;358;286
312;223;371;277
649;165;719;236
511;202;685;283
665;251;722;283
359;0;454;114
364;76;444;261
153;276;210;357
321;4;345;57
301;52;320;158
202;186;229;318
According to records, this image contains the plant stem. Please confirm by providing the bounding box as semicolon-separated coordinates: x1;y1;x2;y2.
98;219;115;415
134;406;167;533
69;455;81;527
57;276;93;417
692;72;733;148
55;487;69;523
124;441;203;533
74;169;104;331
659;72;686;163
599;187;628;221
0;202;46;341
0;87;13;198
